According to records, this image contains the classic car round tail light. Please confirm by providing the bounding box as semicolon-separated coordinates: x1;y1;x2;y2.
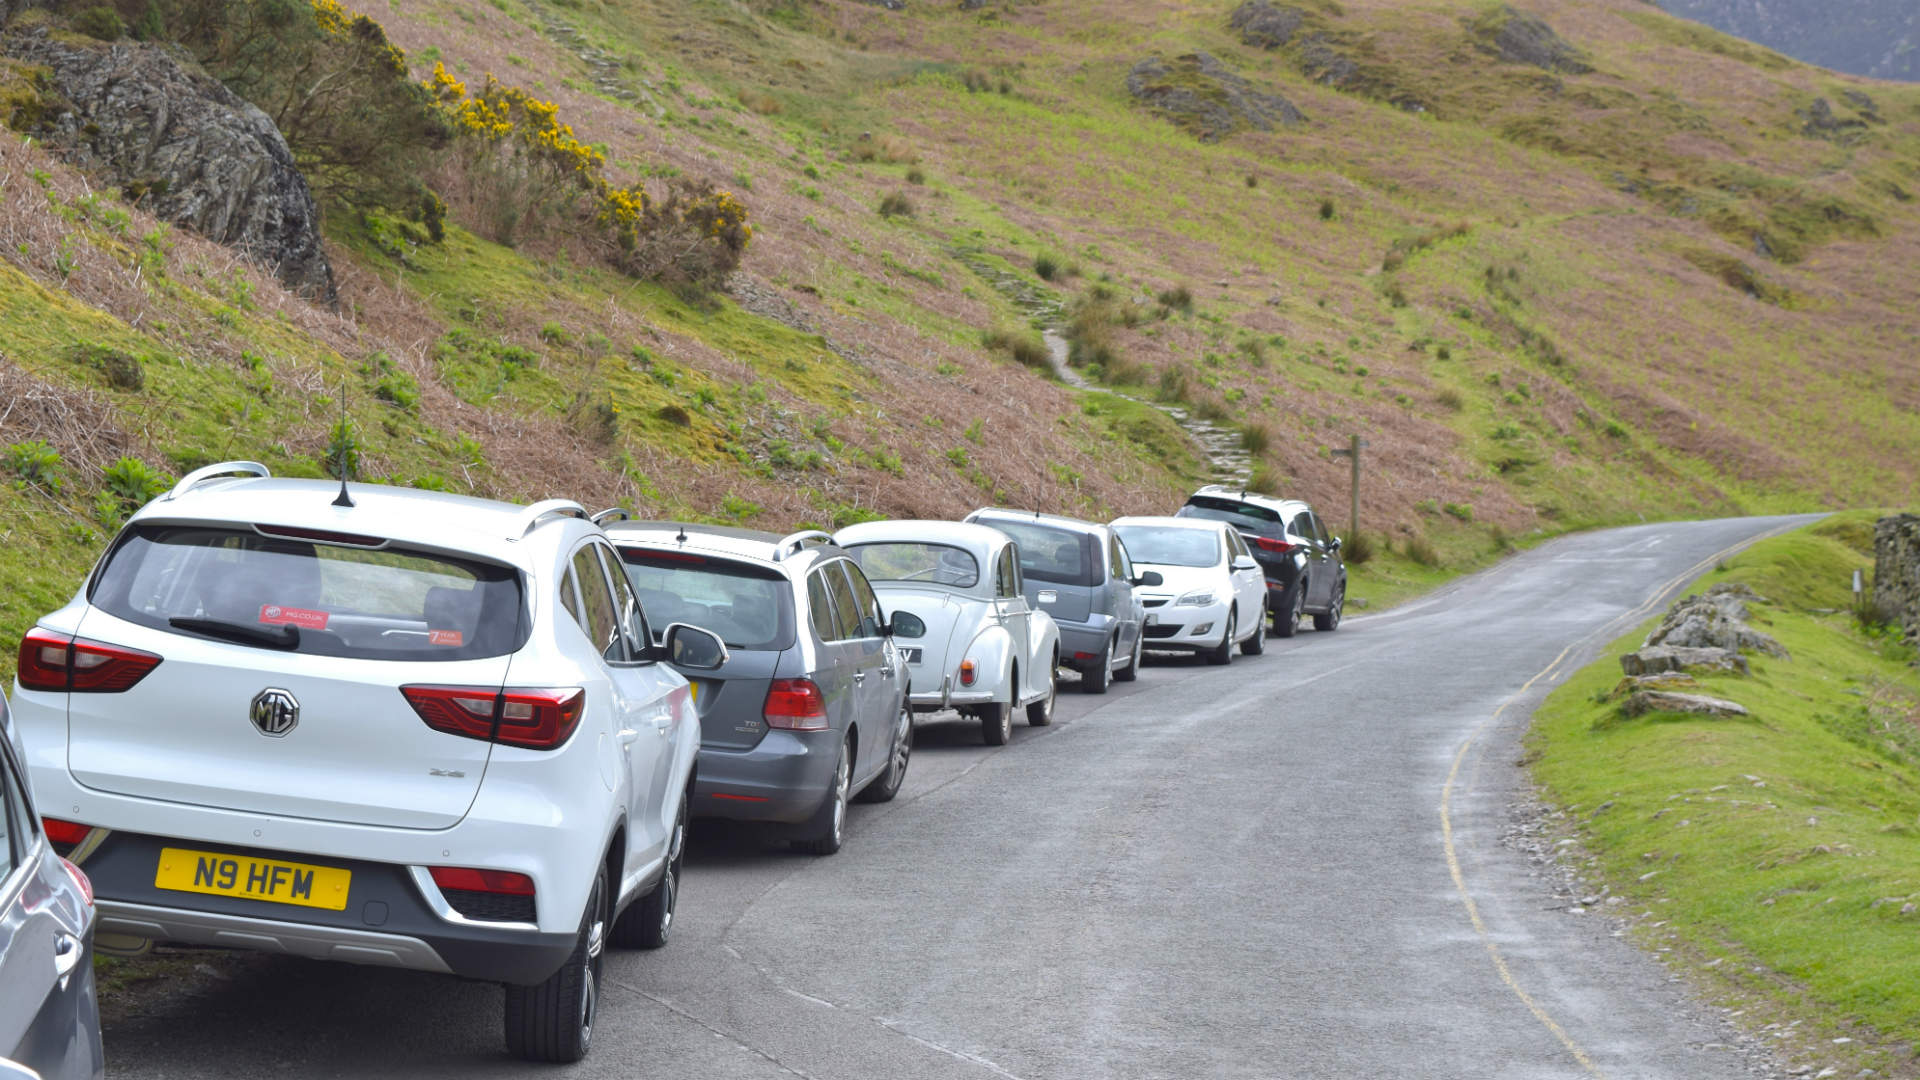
958;660;977;687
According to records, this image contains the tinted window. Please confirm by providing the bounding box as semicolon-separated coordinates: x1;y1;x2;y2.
1177;497;1287;538
984;520;1095;587
0;750;18;879
824;563;864;640
596;546;649;660
92;525;526;661
841;562;886;639
620;549;794;652
806;570;838;642
1112;525;1222;568
1309;513;1332;545
845;543;979;589
573;547;623;662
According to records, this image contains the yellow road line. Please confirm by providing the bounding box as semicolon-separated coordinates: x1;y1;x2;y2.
1438;518;1809;1077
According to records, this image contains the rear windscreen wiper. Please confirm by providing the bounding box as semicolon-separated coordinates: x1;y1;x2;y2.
168;616;300;650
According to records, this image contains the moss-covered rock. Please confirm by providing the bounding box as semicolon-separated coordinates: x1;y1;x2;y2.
1125;51;1305;142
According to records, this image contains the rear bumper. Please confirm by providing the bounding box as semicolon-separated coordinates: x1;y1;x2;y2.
1055;619;1116;669
692;731;841;824
77;832;576;985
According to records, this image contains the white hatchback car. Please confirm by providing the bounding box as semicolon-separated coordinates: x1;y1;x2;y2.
1110;516;1267;664
10;463;719;1063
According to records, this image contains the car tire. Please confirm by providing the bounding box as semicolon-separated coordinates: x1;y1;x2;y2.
1274;582;1305;638
1206;611;1236;666
1241;603;1267;655
1114;632;1142;682
1083;639;1112;695
792;736;852;855
979;699;1012;745
855;694;912;804
1028;658;1058;724
505;862;606;1063
613;790;684;949
1314;579;1345;632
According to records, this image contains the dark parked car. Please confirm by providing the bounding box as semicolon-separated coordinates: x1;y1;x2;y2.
600;519;914;856
1174;486;1346;637
963;508;1154;693
0;696;104;1080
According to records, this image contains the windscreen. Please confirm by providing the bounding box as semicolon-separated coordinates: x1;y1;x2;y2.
90;525;526;660
1112;525;1222;568
985;520;1095;587
844;542;980;589
1176;497;1286;537
618;550;794;651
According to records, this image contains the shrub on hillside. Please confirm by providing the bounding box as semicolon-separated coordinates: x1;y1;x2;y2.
71;5;125;38
1343;530;1374;565
877;191;915;218
982;328;1049;370
4;440;64;493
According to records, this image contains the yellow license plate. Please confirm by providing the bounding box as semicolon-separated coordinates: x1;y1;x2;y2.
154;847;351;911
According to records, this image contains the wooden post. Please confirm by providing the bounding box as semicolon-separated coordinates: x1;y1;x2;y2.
1330;435;1365;541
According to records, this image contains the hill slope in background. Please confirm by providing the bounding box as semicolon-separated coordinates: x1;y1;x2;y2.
0;0;1918;644
1656;0;1918;82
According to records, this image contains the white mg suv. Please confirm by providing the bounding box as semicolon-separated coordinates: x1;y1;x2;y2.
9;462;720;1063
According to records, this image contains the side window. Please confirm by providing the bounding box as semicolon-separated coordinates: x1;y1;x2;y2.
823;562;863;641
559;568;582;626
1291;513;1314;542
571;547;623;662
841;562;885;639
1311;513;1332;545
0;750;19;880
996;547;1019;599
807;570;838;641
1109;533;1132;582
595;545;647;659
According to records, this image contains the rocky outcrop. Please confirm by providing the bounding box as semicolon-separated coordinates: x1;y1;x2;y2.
3;28;335;303
1125;52;1305;142
1644;582;1788;658
1620;645;1749;677
1622;690;1749;719
1297;34;1359;87
1474;6;1591;75
1873;513;1920;642
1229;1;1306;49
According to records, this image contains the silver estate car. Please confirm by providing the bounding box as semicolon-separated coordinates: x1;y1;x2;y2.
963;508;1157;694
599;521;914;856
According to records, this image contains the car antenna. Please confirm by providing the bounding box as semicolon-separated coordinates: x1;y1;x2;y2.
675;525;687;546
330;385;355;508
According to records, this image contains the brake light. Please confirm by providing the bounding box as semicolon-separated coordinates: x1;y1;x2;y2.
41;818;91;847
1250;535;1297;555
400;686;585;750
429;866;535;896
59;858;93;906
959;659;977;686
763;679;828;731
621;549;706;565
17;629;162;693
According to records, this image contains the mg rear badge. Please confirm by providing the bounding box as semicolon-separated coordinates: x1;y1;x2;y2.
250;688;299;738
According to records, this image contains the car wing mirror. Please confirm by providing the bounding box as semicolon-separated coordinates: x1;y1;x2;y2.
1329;536;1343;551
1132;570;1164;587
661;623;728;670
1231;556;1258;571
886;610;926;639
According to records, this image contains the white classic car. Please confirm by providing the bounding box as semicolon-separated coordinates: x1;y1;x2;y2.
833;520;1061;746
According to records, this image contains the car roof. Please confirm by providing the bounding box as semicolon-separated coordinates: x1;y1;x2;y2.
834;519;1010;564
128;476;584;566
1186;485;1310;515
604;521;840;568
1110;514;1229;532
966;507;1106;537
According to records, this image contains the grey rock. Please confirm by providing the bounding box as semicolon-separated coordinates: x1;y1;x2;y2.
1620;646;1750;677
4;28;335;303
1644;592;1788;658
1298;33;1359;87
1873;513;1920;643
1622;690;1750;719
1800;96;1868;140
1125;52;1305;141
1840;88;1879;119
1477;5;1591;75
1229;0;1306;49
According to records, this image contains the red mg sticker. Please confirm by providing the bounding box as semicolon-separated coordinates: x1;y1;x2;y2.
428;629;464;647
259;604;329;630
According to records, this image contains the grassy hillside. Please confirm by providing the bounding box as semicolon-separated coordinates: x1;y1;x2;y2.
1529;513;1920;1077
0;0;1917;650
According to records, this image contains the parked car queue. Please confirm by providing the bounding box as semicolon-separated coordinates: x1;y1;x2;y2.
0;463;1348;1074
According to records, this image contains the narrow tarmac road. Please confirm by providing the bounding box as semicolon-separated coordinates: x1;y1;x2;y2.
100;514;1818;1079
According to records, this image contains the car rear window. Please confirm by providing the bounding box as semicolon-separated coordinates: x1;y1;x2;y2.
981;519;1097;587
844;542;980;589
90;525;527;660
1177;497;1287;538
1111;525;1222;568
618;549;795;652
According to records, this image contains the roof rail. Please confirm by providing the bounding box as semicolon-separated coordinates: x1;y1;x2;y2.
510;499;589;540
591;507;632;526
164;461;270;501
771;529;835;562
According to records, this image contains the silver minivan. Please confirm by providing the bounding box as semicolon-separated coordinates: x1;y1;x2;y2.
600;521;914;856
964;508;1156;694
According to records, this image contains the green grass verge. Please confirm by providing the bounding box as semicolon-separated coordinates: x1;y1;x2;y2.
1527;511;1920;1075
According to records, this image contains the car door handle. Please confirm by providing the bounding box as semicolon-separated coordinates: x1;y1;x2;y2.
652;709;673;734
54;932;82;985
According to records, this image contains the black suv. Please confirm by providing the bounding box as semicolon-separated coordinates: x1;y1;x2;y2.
1173;486;1346;637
